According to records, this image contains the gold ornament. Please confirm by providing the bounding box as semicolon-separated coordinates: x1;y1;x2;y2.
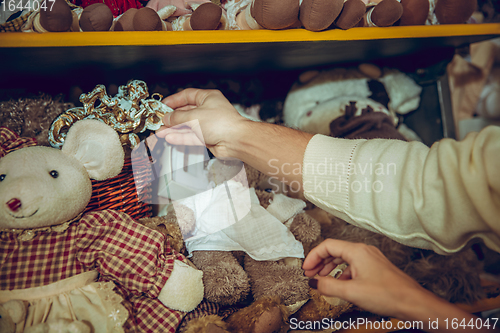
49;80;172;148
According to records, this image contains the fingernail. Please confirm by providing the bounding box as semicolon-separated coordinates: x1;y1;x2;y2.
308;278;318;289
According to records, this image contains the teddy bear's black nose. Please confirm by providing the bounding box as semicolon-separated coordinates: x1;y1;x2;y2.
7;198;22;212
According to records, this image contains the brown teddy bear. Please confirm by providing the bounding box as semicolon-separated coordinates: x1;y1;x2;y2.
167;160;322;333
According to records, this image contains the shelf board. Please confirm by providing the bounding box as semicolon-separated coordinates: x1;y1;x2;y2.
1;23;499;47
1;24;499;77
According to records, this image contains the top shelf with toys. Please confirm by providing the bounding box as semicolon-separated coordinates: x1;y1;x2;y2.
1;23;499;47
1;24;500;78
1;0;500;79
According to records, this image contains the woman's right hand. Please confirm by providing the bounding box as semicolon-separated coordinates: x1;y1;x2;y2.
303;239;435;319
156;88;249;158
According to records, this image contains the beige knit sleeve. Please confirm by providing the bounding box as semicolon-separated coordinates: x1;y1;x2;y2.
302;126;500;254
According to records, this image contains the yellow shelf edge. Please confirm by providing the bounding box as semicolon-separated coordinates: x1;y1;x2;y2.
1;23;500;48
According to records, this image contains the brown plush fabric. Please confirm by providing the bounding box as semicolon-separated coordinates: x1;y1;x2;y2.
435;0;477;24
190;251;251;305
191;3;222;30
114;8;137;31
334;0;366;29
251;0;299;29
370;0;403;27
133;7;162;31
289;213;321;245
226;297;288;333
399;0;429;26
329;101;407;140
292;289;355;322
300;0;344;31
182;315;229;333
0;94;74;147
79;3;113;31
244;255;310;307
40;0;73;31
137;214;186;255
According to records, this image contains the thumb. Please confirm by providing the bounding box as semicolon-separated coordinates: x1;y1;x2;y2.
310;276;351;300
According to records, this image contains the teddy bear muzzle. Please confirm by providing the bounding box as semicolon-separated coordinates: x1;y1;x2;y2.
6;198;22;212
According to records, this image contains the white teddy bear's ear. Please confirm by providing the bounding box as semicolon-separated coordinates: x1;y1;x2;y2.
62;119;124;180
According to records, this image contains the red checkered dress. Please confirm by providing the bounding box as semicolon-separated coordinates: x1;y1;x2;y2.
0;127;37;158
0;209;190;332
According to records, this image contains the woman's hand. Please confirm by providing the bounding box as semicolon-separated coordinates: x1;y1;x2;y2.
156;88;249;158
303;239;426;319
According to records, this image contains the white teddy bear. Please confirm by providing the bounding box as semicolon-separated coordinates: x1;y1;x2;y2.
0;120;203;333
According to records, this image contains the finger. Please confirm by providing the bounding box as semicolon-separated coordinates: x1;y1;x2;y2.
331;257;345;266
303;262;325;277
155;125;169;138
313;275;351;299
162;109;194;128
164;132;205;146
303;255;339;277
303;239;356;271
175;105;198;112
162;88;212;109
317;261;340;276
338;266;352;280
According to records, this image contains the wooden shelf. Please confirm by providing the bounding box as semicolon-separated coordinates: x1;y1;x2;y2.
2;23;500;47
1;24;499;77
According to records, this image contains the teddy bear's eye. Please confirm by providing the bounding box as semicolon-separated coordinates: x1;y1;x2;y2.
0;174;5;181
49;170;59;179
265;188;273;193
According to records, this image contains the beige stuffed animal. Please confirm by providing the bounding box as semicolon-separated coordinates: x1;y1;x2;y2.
0;120;204;333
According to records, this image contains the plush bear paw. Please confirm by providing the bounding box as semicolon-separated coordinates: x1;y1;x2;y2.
334;0;366;29
191;251;250;305
189;3;225;30
289;212;321;245
39;0;73;32
245;258;310;307
158;260;204;312
368;0;403;27
251;0;299;29
399;0;429;26
299;0;344;31
435;0;476;24
182;315;230;333
226;297;288;333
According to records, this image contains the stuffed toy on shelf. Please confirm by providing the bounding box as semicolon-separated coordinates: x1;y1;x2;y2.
19;0;227;31
0;120;205;333
114;1;227;31
282;64;423;140
224;0;477;31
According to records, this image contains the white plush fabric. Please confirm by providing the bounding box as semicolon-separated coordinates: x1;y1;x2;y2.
158;260;204;312
0;147;92;229
62;119;124;181
283;67;422;132
379;69;422;115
